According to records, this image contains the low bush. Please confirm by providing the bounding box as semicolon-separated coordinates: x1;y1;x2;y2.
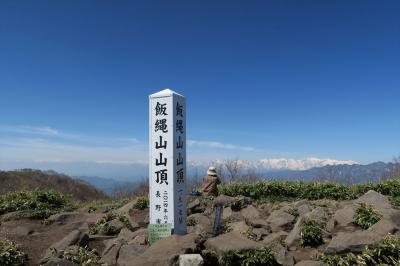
52;246;104;266
353;203;382;229
299;219;324;247
0;239;27;266
89;212;132;235
322;234;400;266
219;248;279;266
132;196;149;210
0;189;75;219
219;179;400;202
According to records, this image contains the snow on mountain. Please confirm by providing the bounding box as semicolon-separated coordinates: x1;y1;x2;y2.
188;157;358;171
256;157;358;170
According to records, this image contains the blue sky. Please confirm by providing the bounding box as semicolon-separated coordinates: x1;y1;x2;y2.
0;1;399;177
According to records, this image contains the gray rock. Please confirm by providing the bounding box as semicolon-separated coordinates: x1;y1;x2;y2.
42;230;88;262
187;198;205;215
268;242;294;266
0;210;36;221
368;218;398;237
285;217;303;248
131;233;199;266
295;260;321;266
240;205;261;220
46;212;80;225
297;204;312;216
267;210;296;231
117;244;148;266
262;231;288;246
325;231;381;254
118;228;135;242
10;226;34;236
229;221;250;234
249;218;270;229
101;239;123;266
204;231;263;254
186;214;213;235
354;190;393;218
100;219;125;235
213;195;236;207
305;207;327;221
332;205;355;228
129;234;147;245
178;254;204;266
43;258;78;266
115;201;135;215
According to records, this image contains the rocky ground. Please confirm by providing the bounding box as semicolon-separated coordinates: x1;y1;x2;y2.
1;189;400;265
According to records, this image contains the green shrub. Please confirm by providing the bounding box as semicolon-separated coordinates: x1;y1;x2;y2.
299;219;324;247
89;212;131;235
322;234;400;266
353;203;382;229
132;196;149;210
219;179;400;202
0;189;75;219
0;239;27;266
52;246;103;266
219;248;279;266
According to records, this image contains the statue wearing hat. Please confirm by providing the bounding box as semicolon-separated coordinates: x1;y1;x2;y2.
201;166;221;197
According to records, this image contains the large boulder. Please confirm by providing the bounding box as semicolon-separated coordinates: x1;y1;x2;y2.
267;210;296;231
240;205;261;220
187;213;213;235
331;205;355;229
204;231;263;254
129;233;200;266
354;190;393;218
367;218;398;237
229;221;250;234
101;239;123;266
285;217;303;248
117;244;148;266
325;231;381;254
41;230;89;262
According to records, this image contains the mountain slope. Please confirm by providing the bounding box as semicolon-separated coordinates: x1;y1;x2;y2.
0;169;108;201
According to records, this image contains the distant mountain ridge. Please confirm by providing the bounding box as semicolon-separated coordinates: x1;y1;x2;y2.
264;162;391;183
0;169;108;201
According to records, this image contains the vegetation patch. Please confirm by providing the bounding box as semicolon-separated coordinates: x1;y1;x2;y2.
219;248;280;266
51;246;104;266
0;239;27;266
299;219;324;247
85;198;130;213
353;203;382;229
322;234;400;266
89;212;132;235
131;196;149;210
0;189;75;219
219;179;400;201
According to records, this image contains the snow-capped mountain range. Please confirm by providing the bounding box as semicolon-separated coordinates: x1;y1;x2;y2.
188;157;358;171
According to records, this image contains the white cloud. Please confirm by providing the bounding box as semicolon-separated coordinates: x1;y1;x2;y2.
188;139;255;151
0;125;60;136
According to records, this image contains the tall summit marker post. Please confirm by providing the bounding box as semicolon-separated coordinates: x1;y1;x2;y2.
149;89;187;240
